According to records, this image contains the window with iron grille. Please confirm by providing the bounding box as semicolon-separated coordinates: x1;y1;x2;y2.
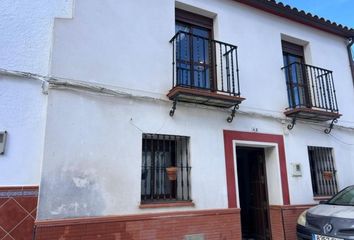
141;134;191;203
308;146;338;197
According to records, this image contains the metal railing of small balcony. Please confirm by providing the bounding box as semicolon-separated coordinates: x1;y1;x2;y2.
170;31;241;97
282;62;339;112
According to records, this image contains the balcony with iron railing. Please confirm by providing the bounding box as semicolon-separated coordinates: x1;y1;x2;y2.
167;31;245;120
282;62;341;129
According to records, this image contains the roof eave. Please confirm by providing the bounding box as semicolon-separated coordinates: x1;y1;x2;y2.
233;0;354;38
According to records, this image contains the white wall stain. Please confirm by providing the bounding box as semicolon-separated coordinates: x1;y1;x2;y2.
72;177;90;188
50;204;67;215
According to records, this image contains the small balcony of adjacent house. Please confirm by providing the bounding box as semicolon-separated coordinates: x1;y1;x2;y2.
167;31;245;110
282;62;341;122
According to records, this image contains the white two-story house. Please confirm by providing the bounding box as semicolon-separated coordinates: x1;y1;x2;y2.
1;0;354;239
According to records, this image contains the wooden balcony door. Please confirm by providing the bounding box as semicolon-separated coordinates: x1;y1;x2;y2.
282;41;311;109
175;9;213;90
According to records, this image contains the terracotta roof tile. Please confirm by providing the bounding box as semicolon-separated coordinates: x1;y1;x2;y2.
233;0;354;38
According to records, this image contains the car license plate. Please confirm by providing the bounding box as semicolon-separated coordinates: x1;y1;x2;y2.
312;234;343;240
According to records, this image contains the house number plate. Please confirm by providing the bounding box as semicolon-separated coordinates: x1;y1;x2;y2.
312;234;343;240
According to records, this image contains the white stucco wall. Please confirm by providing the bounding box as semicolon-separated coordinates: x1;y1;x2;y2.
37;0;354;219
0;77;46;186
50;0;354;126
38;89;354;219
38;89;281;219
0;0;73;186
0;0;73;75
285;124;354;204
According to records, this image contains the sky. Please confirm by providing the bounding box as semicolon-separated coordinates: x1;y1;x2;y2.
280;0;354;28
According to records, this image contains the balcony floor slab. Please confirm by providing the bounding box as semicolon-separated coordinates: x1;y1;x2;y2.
284;108;341;122
167;86;245;109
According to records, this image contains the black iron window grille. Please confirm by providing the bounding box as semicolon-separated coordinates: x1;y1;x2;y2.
141;134;191;203
308;146;338;197
282;63;339;113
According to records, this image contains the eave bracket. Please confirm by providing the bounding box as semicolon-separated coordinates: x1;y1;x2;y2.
169;100;177;117
287;116;297;130
227;104;239;123
324;119;338;134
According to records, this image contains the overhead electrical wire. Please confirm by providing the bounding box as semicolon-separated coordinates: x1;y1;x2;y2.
2;67;354;136
309;126;354;146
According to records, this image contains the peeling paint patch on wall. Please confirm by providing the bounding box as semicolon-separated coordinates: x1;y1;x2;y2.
38;167;105;219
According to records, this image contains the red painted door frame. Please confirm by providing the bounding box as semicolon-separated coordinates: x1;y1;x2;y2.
223;130;290;208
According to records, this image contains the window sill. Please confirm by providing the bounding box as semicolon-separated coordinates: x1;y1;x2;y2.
139;201;195;209
314;196;332;201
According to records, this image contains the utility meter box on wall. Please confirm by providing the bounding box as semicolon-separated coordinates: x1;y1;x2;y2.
0;131;7;155
291;163;302;177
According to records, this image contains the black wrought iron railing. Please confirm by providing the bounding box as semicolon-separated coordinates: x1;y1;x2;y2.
282;62;339;112
170;31;241;96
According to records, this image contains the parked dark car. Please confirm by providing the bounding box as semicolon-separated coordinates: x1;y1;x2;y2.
297;185;354;240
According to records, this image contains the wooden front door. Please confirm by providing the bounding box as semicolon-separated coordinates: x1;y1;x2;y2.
236;147;271;240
